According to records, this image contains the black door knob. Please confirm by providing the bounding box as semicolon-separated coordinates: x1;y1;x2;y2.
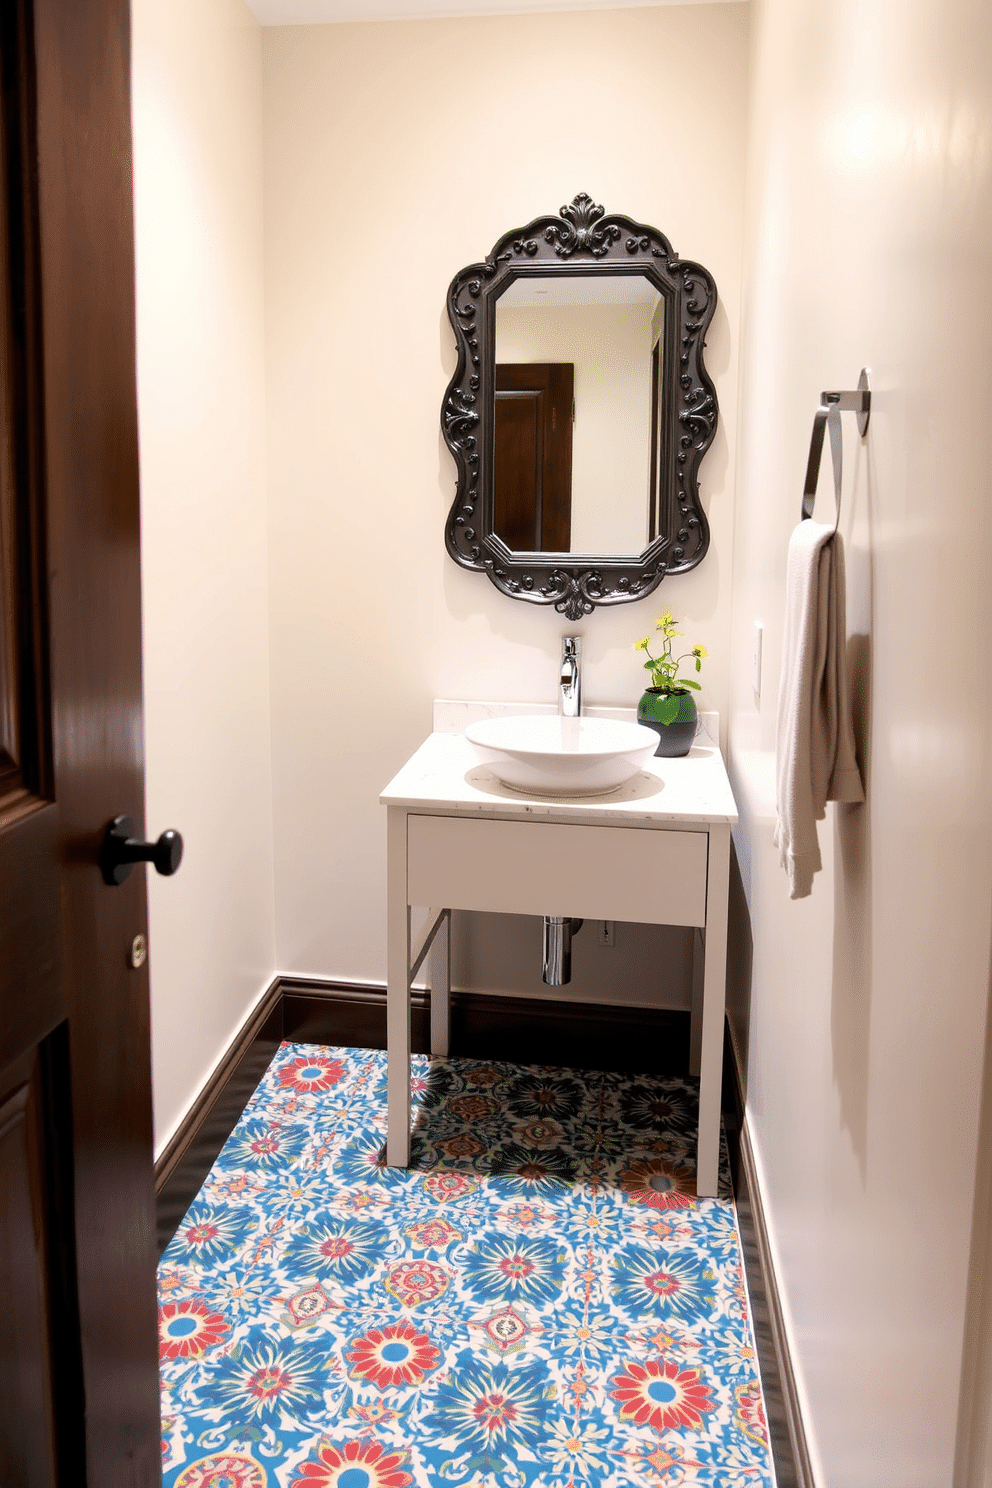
100;815;184;886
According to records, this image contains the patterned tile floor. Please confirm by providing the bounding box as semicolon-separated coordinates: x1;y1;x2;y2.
158;1043;775;1488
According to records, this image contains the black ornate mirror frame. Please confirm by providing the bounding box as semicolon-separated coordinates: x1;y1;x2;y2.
442;194;719;620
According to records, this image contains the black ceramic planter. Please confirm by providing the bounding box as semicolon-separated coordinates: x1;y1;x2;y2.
637;688;698;758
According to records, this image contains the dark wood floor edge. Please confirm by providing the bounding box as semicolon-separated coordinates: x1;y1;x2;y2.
727;1029;816;1488
153;976;283;1194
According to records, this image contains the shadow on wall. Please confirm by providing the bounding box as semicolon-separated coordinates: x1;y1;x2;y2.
724;652;872;1158
830;630;873;1185
830;428;875;1185
726;839;754;1099
726;632;872;1130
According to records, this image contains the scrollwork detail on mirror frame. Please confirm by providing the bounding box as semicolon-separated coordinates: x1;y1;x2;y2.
544;191;621;260
442;194;719;614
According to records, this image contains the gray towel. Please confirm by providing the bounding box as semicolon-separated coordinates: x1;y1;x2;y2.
773;520;864;898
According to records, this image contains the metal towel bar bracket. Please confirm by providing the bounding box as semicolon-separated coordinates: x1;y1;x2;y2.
801;367;871;525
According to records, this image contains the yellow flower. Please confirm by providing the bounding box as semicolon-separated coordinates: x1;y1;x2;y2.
634;637;649;651
656;613;676;628
692;645;708;658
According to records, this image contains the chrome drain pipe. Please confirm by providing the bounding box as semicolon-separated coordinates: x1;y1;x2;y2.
542;916;584;986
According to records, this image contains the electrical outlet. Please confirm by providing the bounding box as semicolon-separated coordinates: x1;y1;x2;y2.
752;621;763;702
598;920;615;947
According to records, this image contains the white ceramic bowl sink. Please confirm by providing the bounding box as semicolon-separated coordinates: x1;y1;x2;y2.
464;714;659;797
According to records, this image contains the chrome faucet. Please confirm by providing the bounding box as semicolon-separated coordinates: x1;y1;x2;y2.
559;636;581;717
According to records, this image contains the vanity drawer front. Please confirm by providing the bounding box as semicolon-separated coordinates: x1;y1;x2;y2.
407;816;708;927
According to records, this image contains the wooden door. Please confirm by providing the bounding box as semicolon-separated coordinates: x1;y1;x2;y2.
0;0;161;1483
648;340;661;543
494;362;573;551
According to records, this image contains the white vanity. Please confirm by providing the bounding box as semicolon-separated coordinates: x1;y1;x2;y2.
379;704;738;1197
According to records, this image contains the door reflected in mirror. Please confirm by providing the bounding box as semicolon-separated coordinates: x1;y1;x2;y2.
494;274;664;558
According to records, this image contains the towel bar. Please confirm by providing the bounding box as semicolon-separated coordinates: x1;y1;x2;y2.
801;367;871;524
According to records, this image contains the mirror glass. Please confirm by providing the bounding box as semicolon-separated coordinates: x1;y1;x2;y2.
493;274;664;558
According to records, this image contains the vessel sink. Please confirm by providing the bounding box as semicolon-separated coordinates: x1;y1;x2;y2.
464;714;659;797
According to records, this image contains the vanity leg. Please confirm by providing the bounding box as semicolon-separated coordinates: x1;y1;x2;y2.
697;824;730;1198
689;926;704;1077
429;909;451;1058
386;807;412;1167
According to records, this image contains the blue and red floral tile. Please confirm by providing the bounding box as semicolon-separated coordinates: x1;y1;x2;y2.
158;1043;775;1488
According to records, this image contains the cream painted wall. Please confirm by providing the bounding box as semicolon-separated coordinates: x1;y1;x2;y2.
495;299;655;554
727;1;992;1483
132;0;277;1152
261;5;748;993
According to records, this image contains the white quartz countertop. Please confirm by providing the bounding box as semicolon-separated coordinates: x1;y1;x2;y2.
380;728;738;827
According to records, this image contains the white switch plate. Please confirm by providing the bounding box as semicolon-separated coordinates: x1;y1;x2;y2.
753;622;763;702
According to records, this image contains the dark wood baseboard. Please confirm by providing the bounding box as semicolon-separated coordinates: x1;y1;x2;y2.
153;979;285;1254
734;1117;815;1488
723;1043;814;1488
154;975;810;1488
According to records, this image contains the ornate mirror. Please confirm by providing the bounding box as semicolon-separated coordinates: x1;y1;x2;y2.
442;194;718;619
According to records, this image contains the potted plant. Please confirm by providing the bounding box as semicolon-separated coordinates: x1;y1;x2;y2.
635;614;707;757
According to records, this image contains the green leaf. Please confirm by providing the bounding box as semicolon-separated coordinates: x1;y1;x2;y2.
655;695;681;723
679;678;701;690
